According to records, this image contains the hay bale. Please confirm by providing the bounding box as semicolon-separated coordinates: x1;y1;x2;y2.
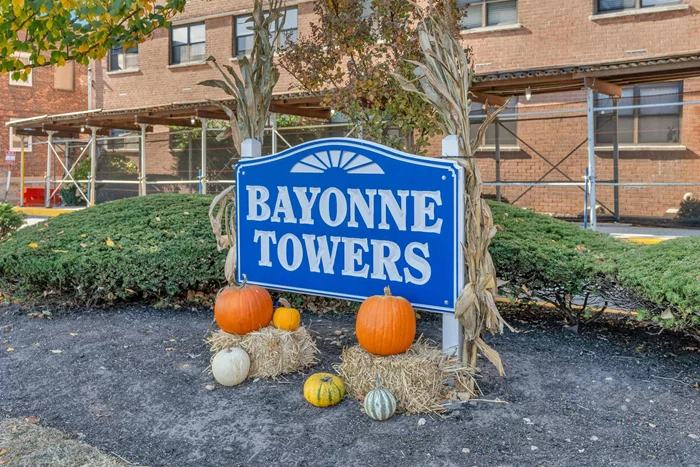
207;325;318;379
334;337;474;414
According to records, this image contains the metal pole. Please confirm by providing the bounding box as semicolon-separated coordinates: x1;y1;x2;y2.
45;131;55;207
201;118;208;195
612;98;620;221
188;132;193;181
19;136;25;207
440;134;463;358
139;123;148;196
495;121;501;202
4;170;11;203
271;113;278;154
583;168;589;230
89;127;98;206
65;140;70;173
586;88;597;230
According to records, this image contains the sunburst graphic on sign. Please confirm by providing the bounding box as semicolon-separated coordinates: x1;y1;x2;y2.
290;150;384;174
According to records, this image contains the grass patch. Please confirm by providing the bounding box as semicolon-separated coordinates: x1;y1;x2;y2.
0;416;123;466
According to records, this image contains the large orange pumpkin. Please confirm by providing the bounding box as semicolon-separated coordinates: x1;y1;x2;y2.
215;283;273;335
356;286;416;356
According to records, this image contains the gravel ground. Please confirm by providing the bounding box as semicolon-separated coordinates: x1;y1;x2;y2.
0;305;698;467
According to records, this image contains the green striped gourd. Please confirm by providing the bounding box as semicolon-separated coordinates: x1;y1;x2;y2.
364;376;397;421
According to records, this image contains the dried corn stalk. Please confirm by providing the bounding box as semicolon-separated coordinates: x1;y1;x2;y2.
200;0;285;284
199;0;284;155
393;4;512;383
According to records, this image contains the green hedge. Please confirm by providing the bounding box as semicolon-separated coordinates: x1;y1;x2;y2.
0;204;25;238
615;236;700;331
488;201;699;335
0;195;698;335
0;194;224;304
488;201;632;300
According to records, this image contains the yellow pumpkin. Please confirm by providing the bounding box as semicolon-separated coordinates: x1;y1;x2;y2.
273;298;301;331
304;373;345;408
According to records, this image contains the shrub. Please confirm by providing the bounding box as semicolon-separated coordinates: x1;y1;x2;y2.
489;201;700;337
616;236;700;333
0;194;225;304
0;204;25;238
488;201;635;325
1;194;698;337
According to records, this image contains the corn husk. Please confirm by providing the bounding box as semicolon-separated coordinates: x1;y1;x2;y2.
393;3;513;384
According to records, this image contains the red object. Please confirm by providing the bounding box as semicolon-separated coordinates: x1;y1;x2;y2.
23;188;61;207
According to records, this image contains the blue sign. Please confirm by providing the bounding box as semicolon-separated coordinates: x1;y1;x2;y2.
236;138;464;314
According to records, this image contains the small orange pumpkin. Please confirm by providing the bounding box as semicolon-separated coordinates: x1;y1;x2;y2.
215;281;273;335
356;286;416;356
273;298;301;331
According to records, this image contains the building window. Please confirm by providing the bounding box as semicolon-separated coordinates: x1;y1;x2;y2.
597;0;680;13
459;0;518;29
595;82;682;145
235;7;298;57
108;129;140;151
109;45;139;72
470;98;518;147
171;23;206;64
9;123;32;152
9;53;32;87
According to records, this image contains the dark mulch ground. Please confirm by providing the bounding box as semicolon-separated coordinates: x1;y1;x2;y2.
1;304;699;467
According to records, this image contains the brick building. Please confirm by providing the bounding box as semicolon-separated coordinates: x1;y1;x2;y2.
456;0;700;218
2;61;88;203
17;0;700;216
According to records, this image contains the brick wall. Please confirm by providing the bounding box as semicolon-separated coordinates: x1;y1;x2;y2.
94;0;315;109
427;77;700;218
1;63;88;203
465;0;700;72
93;0;700;217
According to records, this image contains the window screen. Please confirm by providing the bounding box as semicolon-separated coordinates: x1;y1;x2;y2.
235;8;298;57
459;0;517;29
171;23;206;64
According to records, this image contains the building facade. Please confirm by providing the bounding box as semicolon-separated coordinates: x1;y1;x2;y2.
92;0;700;218
2;61;88;204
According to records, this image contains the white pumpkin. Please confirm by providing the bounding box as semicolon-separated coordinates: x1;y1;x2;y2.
364;376;397;421
211;347;250;386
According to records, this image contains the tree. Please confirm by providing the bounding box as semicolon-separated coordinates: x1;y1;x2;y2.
279;0;458;155
394;5;511;384
0;0;185;81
